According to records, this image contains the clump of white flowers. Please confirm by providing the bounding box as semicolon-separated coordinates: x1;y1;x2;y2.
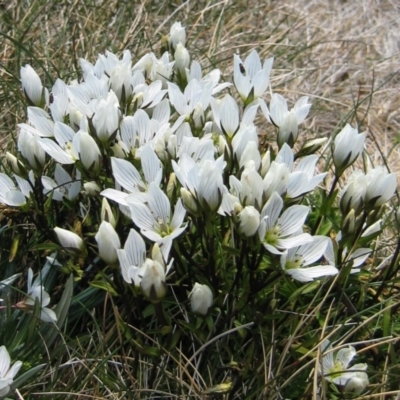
0;20;397;396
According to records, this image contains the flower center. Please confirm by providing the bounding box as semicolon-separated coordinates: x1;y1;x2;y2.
328;361;345;378
157;218;172;237
265;226;280;244
285;256;303;270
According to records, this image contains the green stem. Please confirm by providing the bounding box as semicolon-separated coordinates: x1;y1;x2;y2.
312;174;340;235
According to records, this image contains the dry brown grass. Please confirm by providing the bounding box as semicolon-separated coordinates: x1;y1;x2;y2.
1;0;399;164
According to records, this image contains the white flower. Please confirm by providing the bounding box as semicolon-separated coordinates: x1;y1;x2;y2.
333;124;366;175
18;127;46;171
169;22;186;49
0;346;23;397
20;64;48;107
339;171;367;216
19;107;54;138
90;91;120;142
20;268;57;323
233;50;273;103
190;283;213;315
109;62;133;102
119;107;169;154
101;145;163;207
258;192;312;254
174;43;190;76
185;61;231;95
132;80;167;110
133;52;174;86
262;161;290;200
117;229;146;286
74;131;102;173
54;227;86;255
127;182;187;260
238;206;260;237
275;144;327;199
41;164;81;201
281;236;338;282
268;93;311;148
95;221;121;265
168;81;213;122
118;229;174;290
0;173;27;206
210;94;240;138
173;154;226;213
365;167;397;209
319;340;368;393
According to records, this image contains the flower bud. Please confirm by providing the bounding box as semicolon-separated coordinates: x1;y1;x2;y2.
140;259;167;303
340;172;366;216
18;129;46;171
192;104;205;129
341;209;356;236
167;135;177;159
6;152;28;179
333;124;366;176
263;161;289;199
218;135;231;159
109;63;133;103
181;188;200;216
54;227;86;255
111;141;128;158
91;92;120;143
101;198;117;228
84;181;101;196
277;112;298;148
167;173;177;200
169;22;186;50
365;167;397;209
20;64;48;107
238;206;260;237
260;149;271;178
174;43;190;76
95;221;121;265
190;283;213;315
295;137;327;158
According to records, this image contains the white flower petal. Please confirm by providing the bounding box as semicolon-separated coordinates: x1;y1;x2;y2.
287;265;338;282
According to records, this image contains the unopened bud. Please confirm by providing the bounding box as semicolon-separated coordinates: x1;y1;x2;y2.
238;206;260;237
189;283;213;315
101;198;117;228
167;173;177;200
342;209;356;236
295;137;327;158
141;250;167;303
84;181;101;196
6;152;28;179
181;188;200;216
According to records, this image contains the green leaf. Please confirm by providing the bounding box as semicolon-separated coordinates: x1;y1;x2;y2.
141;346;161;357
90;275;118;296
288;280;320;302
43;274;74;347
10;363;46;392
